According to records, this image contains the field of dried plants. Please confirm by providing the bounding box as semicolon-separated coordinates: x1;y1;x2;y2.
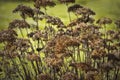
0;0;120;80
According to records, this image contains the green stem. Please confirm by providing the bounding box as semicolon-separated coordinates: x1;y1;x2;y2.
19;28;24;38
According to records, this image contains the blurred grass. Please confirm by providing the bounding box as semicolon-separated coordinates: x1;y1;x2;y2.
0;0;120;29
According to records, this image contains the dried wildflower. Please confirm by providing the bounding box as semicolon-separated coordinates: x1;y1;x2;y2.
59;0;75;4
76;7;95;16
14;38;30;52
112;31;120;40
70;62;91;71
99;61;114;71
43;38;56;53
27;53;40;61
37;73;52;80
67;20;77;27
2;1;120;80
68;4;83;12
46;16;65;28
29;30;45;40
91;53;101;60
91;48;103;59
96;17;112;25
54;53;65;58
107;52;120;61
61;72;78;80
0;29;17;43
9;19;30;29
78;17;95;23
45;57;63;67
115;19;120;28
7;52;19;58
71;28;80;36
34;0;56;9
13;4;34;18
53;35;71;52
107;45;117;50
66;37;80;46
107;30;115;38
85;70;98;80
89;38;104;49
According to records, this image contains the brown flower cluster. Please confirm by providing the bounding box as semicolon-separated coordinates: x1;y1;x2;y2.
13;4;34;18
0;29;17;43
9;19;30;29
34;0;56;9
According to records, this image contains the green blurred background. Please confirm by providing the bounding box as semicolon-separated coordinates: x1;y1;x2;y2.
0;0;120;29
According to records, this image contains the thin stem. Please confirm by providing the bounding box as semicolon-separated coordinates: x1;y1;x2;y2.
44;7;47;15
115;68;119;80
66;4;72;22
19;28;24;38
18;56;27;80
106;71;109;80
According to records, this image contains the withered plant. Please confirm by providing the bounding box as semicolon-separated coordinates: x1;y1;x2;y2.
0;0;120;80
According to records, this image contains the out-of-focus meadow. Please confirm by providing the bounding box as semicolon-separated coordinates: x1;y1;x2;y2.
0;0;120;29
